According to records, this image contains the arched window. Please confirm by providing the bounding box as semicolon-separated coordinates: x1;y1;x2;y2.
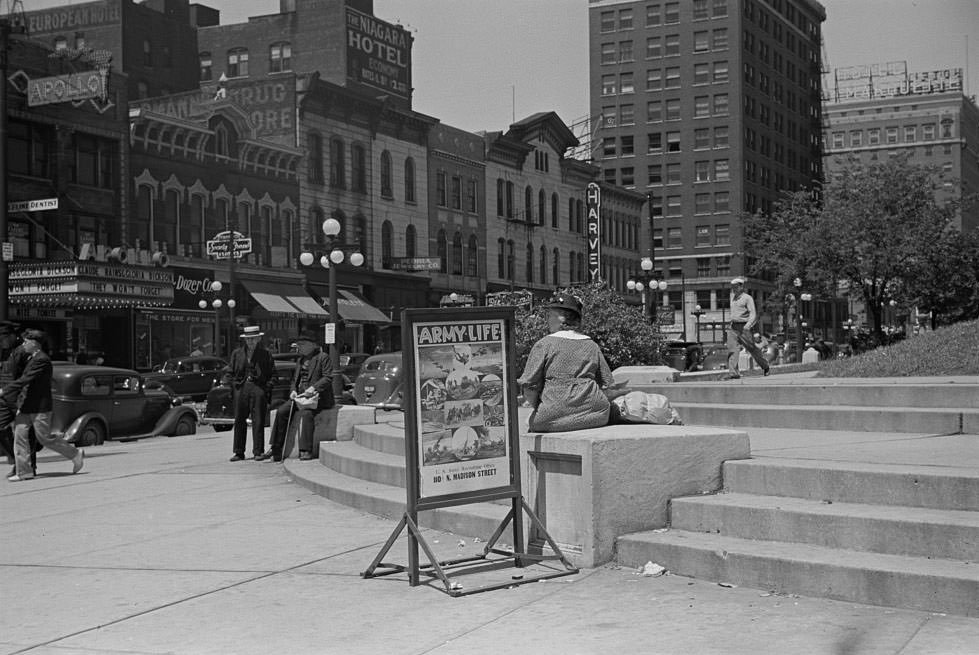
188;193;205;257
467;235;478;277
269;42;292;73
143;39;152;66
380;150;393;198
568;251;576;282
552;247;560;286
214;123;229;157
576;199;584;233
352;214;367;254
404;157;416;202
551;193;559;227
452;231;463;275
437;230;448;273
524;186;533;223
539;245;547;285
525;242;534;283
405;224;417;258
538;189;546;226
135;184;153;248
496;179;505;217
578;253;586;281
227;48;249;77
199;52;212;81
329;138;345;188
136;80;149;99
568;197;575;231
507;240;515;280
311;207;325;245
308;132;323;183
381;220;393;269
351;144;366;192
497;238;506;278
158;188;179;252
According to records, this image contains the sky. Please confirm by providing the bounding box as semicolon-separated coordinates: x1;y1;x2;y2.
17;0;979;134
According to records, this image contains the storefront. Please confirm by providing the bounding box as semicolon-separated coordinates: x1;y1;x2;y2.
8;260;174;368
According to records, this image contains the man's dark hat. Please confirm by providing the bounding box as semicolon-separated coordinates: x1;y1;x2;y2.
294;329;321;344
544;294;583;318
0;321;20;335
22;328;47;342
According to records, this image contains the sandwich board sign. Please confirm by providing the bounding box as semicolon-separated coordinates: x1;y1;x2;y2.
363;306;577;595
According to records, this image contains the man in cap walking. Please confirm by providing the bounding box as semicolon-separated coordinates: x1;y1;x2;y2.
726;278;771;379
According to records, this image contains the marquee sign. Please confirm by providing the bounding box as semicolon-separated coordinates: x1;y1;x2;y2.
8;261;174;305
345;7;412;100
28;70;105;107
586;183;602;282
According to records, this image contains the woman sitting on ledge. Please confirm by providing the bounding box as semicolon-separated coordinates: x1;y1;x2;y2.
517;294;620;433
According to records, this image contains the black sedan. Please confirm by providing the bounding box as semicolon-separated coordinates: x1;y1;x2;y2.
143;355;228;402
52;364;199;446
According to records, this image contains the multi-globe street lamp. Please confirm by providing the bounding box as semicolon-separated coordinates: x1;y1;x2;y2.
626;256;668;324
691;304;706;343
197;280;236;357
299;218;364;401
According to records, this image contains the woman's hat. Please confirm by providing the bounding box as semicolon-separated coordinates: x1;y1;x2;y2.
544;294;582;318
294;329;320;344
239;325;264;338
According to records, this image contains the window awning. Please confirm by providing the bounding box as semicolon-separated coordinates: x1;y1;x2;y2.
240;279;328;317
309;285;392;324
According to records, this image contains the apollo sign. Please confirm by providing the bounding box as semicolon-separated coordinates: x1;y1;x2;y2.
28;71;104;107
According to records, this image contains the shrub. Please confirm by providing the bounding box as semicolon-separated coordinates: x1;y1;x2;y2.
514;283;667;373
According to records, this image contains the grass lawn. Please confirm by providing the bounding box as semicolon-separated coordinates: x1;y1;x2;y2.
815;318;979;377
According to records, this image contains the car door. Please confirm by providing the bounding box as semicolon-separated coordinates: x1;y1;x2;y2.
110;374;149;436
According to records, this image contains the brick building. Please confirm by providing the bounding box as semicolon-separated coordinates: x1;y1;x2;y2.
588;0;827;338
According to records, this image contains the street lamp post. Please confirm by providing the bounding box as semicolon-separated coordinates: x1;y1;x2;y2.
626;256;668;324
691;304;706;343
198;280;236;357
299;218;364;401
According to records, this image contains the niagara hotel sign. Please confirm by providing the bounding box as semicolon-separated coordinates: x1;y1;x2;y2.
8;261;174;308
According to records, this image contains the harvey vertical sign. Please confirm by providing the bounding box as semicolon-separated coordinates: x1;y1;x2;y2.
586;182;602;282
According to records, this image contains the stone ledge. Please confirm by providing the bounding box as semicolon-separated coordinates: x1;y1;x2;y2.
519;423;750;568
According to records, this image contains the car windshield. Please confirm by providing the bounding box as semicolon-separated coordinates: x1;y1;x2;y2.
156;361;177;373
365;359;398;373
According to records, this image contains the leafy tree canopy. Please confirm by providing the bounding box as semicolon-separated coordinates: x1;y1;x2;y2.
744;153;977;334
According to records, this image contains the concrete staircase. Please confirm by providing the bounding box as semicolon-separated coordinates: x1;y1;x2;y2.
285;419;509;539
636;380;979;433
616;456;979;617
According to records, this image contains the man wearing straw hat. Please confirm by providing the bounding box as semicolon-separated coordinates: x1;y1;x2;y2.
228;325;274;461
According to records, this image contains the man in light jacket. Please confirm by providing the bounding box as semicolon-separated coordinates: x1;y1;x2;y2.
726;278;771;379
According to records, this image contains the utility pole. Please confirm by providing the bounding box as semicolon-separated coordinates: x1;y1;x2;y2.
0;6;27;321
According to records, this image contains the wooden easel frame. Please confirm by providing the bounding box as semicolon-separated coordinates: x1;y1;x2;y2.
363;307;578;595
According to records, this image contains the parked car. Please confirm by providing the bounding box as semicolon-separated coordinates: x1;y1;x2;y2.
200;359;354;430
51;364;198;446
663;341;704;372
353;351;403;409
143;355;228;402
340;352;370;382
699;344;729;371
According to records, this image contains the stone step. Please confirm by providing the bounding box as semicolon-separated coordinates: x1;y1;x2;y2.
320;440;406;488
284;458;510;539
352;422;407;456
670;492;979;560
637;383;979;410
723;458;979;511
615;530;979;617
670;402;973;433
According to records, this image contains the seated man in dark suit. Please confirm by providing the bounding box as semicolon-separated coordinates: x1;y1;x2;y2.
259;330;334;462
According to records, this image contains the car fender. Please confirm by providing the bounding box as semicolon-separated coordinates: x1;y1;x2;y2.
63;412;109;443
151;406;199;436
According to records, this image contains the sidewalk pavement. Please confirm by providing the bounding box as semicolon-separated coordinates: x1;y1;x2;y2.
2;423;978;654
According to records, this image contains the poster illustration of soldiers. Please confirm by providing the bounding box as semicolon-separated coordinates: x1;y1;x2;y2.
411;319;510;498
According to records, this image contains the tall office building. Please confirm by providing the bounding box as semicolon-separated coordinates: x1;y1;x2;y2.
588;0;826;337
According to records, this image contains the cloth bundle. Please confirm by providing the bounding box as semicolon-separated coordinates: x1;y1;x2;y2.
612;391;683;425
293;392;319;410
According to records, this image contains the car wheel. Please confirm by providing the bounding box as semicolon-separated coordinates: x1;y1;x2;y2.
80;421;106;447
173;415;197;436
213;425;232;432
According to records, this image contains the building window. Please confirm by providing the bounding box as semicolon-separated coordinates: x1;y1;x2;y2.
406;224;417;258
436;171;447;207
666;98;681;120
693;0;709;20
538;189;547;225
404;157;416;202
667;227;682;247
7;120;51;178
715;224;730;245
714;159;730;181
694;31;709;52
667;131;680;152
551;192;559;227
697;258;711;277
695;96;710;118
270;42;292;73
646;36;662;59
647;100;663;122
351;144;366;192
850;130;863;147
665;34;680;56
713;61;729;83
695;160;710;182
453;232;464;275
713;93;729;115
143;39;152;66
664;2;680;23
647;68;663;91
922;123;935;140
467;179;478;213
136;80;149;99
619;7;634;29
600;10;615;32
666;162;680;184
526;242;534;283
199;52;212;81
648;132;663;152
621;135;634;156
646;4;662;26
619;40;634;62
696;224;711;245
437;230;448;273
329;138;345;188
601;42;616;64
621;167;635;186
886;127;898;144
381;221;393;268
467;235;478;277
524;186;534;223
666;196;682;217
380;150;393;198
620;104;635;125
602;74;617;95
451;175;462;210
308;132;324;183
620;72;635;94
603;137;616;158
713;28;728;50
161;45;172;68
868;128;880;145
694;128;710;150
497;238;506;277
831;131;845;148
539;245;548;285
694;63;710;85
648;164;662;185
714;191;730;212
72;133;116;189
227;48;249;77
713;0;728;17
904;125;916;142
552;247;560;285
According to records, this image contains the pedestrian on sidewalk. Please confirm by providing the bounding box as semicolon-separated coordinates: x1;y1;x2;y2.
228;325;274;462
259;330;334;462
5;330;83;481
725;278;770;379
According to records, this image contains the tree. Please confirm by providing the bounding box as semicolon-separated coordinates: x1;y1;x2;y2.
744;154;971;337
513;282;666;373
